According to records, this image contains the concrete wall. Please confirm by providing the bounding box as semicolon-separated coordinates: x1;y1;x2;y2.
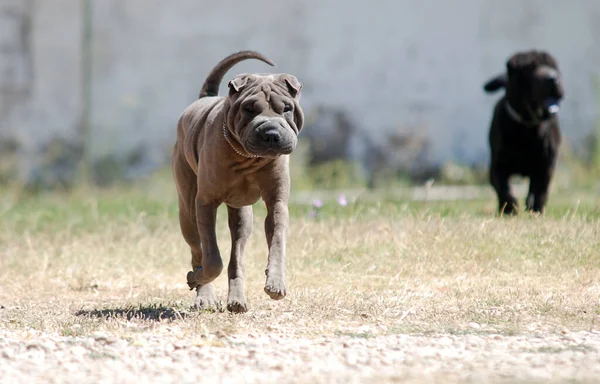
1;0;599;183
0;0;83;184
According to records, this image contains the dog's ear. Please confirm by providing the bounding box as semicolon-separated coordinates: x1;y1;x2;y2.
281;75;302;98
483;74;507;93
228;75;249;96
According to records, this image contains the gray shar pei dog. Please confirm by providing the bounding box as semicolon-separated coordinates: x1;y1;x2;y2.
172;51;304;312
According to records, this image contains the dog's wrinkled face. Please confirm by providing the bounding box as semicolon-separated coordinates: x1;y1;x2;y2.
226;73;304;158
506;52;564;120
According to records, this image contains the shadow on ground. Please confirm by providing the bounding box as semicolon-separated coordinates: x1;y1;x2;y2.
76;304;193;322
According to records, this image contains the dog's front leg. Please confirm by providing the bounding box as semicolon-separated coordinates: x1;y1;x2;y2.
490;166;518;215
226;205;253;313
194;201;224;286
262;188;290;301
526;171;552;213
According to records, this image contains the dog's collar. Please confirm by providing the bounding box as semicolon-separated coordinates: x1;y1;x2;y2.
222;119;260;159
504;101;540;126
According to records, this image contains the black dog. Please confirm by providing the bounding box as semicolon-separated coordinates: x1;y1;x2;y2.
483;50;564;215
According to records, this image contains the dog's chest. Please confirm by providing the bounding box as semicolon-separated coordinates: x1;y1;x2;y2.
498;130;554;174
223;178;262;208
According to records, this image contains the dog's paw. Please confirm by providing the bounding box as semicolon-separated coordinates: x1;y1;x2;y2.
194;284;217;309
264;275;287;300
227;299;248;313
227;278;248;313
499;200;519;216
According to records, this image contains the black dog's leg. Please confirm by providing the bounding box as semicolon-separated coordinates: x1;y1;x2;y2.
490;166;517;215
526;171;552;213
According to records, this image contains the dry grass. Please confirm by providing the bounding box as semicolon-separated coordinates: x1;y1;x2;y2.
1;174;599;383
1;174;599;339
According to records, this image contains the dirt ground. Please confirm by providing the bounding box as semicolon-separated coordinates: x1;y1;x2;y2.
1;326;600;383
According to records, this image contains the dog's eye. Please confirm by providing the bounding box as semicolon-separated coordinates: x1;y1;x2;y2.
283;104;292;113
244;105;255;113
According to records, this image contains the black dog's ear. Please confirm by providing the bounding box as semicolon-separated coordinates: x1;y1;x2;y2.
483;74;507;93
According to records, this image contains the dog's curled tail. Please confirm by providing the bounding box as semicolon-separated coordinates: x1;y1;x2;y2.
199;50;275;99
483;74;508;93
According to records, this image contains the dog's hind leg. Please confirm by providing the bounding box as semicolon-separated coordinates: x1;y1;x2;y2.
490;166;518;215
173;155;218;308
226;205;253;313
178;200;218;309
193;201;224;286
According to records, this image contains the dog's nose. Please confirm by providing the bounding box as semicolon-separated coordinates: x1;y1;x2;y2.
259;129;281;145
